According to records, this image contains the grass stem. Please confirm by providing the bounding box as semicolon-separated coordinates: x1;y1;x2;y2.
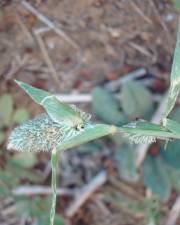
50;148;58;225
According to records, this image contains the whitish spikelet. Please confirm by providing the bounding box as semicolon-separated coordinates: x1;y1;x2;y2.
70;104;91;122
124;133;157;144
7;113;84;152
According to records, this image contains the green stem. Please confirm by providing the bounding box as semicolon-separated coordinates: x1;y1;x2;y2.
50;148;58;225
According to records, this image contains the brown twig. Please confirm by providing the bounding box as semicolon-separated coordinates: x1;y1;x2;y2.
165;195;180;225
65;171;107;217
104;68;147;91
34;31;61;89
21;1;79;50
129;42;157;63
148;0;173;50
16;14;34;41
5;55;29;81
109;176;144;202
129;1;152;25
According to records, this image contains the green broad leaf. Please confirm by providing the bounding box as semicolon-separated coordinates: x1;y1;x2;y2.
115;141;138;182
0;132;5;144
16;196;64;225
16;196;49;216
142;155;171;201
160;142;180;169
163;118;180;135
7;163;42;183
11;153;37;169
120;81;153;119
0;186;10;197
163;18;180;119
92;87;127;125
173;0;180;10
13;108;29;124
38;215;64;225
166;164;180;191
15;80;85;127
0;93;13;126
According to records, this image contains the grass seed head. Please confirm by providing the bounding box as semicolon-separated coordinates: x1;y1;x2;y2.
7;113;85;152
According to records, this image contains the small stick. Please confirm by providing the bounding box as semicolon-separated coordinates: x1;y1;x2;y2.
165;195;180;225
109;176;144;201
21;1;83;81
55;93;92;103
34;27;52;35
66;171;107;217
93;195;111;216
129;42;154;58
104;68;146;91
55;93;180;104
34;31;61;89
148;0;173;49
21;1;79;50
129;1;152;25
16;14;34;41
5;56;29;80
12;185;75;196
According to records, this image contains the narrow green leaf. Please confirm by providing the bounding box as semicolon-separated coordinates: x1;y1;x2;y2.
41;95;85;127
163;18;180;118
15;80;49;104
57;124;117;152
0;93;13;126
120;120;178;144
160;107;180;169
15;80;87;128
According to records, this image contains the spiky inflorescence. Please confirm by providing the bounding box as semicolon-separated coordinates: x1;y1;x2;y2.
7;113;88;152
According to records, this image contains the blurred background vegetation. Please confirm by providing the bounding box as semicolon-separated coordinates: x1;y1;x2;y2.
0;1;180;225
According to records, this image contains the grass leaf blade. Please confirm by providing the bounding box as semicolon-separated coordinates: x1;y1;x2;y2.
15;80;49;104
163;18;180;118
15;80;85;126
57;124;117;152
